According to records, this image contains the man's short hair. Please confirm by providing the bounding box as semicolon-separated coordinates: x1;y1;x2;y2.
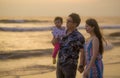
69;13;81;27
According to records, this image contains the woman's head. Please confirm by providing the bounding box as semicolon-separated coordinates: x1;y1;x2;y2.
54;17;63;28
85;18;102;38
85;18;104;55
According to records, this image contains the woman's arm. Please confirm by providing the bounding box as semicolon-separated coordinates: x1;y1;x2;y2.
87;37;99;70
83;37;99;76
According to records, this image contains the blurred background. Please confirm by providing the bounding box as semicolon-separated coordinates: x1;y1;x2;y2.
0;0;120;78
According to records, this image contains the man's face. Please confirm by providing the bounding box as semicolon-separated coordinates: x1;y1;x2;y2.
66;17;74;29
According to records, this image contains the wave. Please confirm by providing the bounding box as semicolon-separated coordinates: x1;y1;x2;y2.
0;19;52;23
0;27;53;32
0;25;120;32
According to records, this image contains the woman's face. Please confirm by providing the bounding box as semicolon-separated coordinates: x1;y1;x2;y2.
85;24;94;33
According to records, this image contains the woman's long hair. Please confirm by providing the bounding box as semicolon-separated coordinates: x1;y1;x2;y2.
86;18;104;55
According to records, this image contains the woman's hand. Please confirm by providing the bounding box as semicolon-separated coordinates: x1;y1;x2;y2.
83;68;90;78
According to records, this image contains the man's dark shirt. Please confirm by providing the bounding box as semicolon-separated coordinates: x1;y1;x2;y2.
58;29;85;66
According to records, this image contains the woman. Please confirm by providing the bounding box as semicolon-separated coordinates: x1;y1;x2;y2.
83;18;104;78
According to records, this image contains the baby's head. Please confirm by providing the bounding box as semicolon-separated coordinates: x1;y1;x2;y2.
54;17;63;28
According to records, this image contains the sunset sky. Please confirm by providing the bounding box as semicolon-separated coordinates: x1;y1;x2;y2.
0;0;120;17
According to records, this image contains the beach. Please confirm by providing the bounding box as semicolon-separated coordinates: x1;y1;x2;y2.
0;16;120;78
0;29;120;78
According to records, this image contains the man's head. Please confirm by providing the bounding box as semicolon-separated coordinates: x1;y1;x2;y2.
66;13;81;30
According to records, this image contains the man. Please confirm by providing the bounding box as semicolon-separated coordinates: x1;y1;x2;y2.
56;13;85;78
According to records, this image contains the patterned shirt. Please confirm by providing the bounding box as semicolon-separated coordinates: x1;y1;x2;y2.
58;29;85;66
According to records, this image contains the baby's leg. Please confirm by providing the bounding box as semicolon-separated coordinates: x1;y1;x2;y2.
52;43;60;58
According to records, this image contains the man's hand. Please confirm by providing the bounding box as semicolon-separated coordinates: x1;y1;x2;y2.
78;65;84;73
51;38;59;46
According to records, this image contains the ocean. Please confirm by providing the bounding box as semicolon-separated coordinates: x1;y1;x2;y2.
0;16;120;51
0;16;120;32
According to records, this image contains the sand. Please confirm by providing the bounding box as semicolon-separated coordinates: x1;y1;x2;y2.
0;28;120;78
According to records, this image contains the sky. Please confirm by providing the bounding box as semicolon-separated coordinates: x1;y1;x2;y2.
0;0;120;17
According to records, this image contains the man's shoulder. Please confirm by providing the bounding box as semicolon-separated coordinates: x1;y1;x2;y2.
76;31;85;43
75;30;84;38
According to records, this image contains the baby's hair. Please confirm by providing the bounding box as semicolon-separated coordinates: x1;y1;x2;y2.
54;17;63;23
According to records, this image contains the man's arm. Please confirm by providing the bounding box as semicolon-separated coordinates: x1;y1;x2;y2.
51;37;59;46
78;48;85;73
